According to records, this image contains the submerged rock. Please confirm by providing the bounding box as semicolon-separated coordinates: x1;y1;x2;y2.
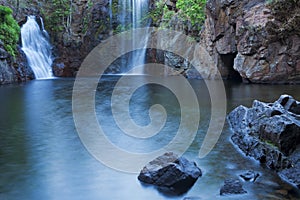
220;178;247;195
138;152;202;195
239;170;260;182
227;94;300;187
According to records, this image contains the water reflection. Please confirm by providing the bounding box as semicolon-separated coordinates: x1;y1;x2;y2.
0;78;299;199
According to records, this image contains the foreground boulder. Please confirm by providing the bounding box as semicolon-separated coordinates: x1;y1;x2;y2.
227;94;300;187
138;152;202;195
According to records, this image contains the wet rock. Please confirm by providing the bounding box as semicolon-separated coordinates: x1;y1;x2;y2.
220;178;247;195
239;170;260;182
138;152;202;195
228;94;300;187
278;148;300;188
0;42;34;85
0;58;16;84
0;47;8;59
14;46;35;82
277;94;300;115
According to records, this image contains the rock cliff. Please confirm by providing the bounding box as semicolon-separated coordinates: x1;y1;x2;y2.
1;0;111;78
51;0;111;77
0;41;34;85
201;0;300;83
0;1;35;85
1;0;299;83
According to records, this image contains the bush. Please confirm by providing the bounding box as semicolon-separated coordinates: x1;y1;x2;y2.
0;5;20;57
176;0;206;26
148;0;206;30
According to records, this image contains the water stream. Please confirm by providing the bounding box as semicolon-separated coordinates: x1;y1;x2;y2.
21;16;53;79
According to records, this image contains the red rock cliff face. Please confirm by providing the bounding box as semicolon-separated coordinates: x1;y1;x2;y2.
201;0;300;83
51;0;111;77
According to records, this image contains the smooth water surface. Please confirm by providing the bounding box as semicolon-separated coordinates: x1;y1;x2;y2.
0;77;299;200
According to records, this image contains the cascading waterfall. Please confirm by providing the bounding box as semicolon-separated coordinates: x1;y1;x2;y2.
21;16;53;79
116;0;149;74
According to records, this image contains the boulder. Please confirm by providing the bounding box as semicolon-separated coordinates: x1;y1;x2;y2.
138;152;202;195
220;178;247;195
227;94;300;187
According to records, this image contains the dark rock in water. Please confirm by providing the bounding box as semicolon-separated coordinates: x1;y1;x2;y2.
227;94;300;188
138;152;202;195
220;178;247;195
239;170;260;182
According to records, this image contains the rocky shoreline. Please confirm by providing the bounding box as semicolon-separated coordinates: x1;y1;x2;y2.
137;95;300;197
227;94;300;188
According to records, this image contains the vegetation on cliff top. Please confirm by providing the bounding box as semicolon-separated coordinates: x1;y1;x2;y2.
41;0;72;34
0;5;20;57
149;0;206;30
41;0;93;37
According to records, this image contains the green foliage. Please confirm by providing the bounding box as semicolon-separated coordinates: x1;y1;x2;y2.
82;0;94;34
0;5;20;57
114;24;132;34
147;0;167;25
148;0;206;30
162;4;175;25
41;0;72;33
111;0;120;15
176;0;206;26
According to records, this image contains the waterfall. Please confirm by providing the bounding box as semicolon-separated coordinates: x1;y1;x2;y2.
21;16;53;79
116;0;149;74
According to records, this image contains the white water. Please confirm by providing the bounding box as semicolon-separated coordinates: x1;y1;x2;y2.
117;0;149;74
21;16;53;79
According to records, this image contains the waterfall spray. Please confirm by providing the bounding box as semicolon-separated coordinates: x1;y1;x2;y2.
21;16;53;79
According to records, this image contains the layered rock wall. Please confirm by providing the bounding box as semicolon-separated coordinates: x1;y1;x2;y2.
201;0;300;83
